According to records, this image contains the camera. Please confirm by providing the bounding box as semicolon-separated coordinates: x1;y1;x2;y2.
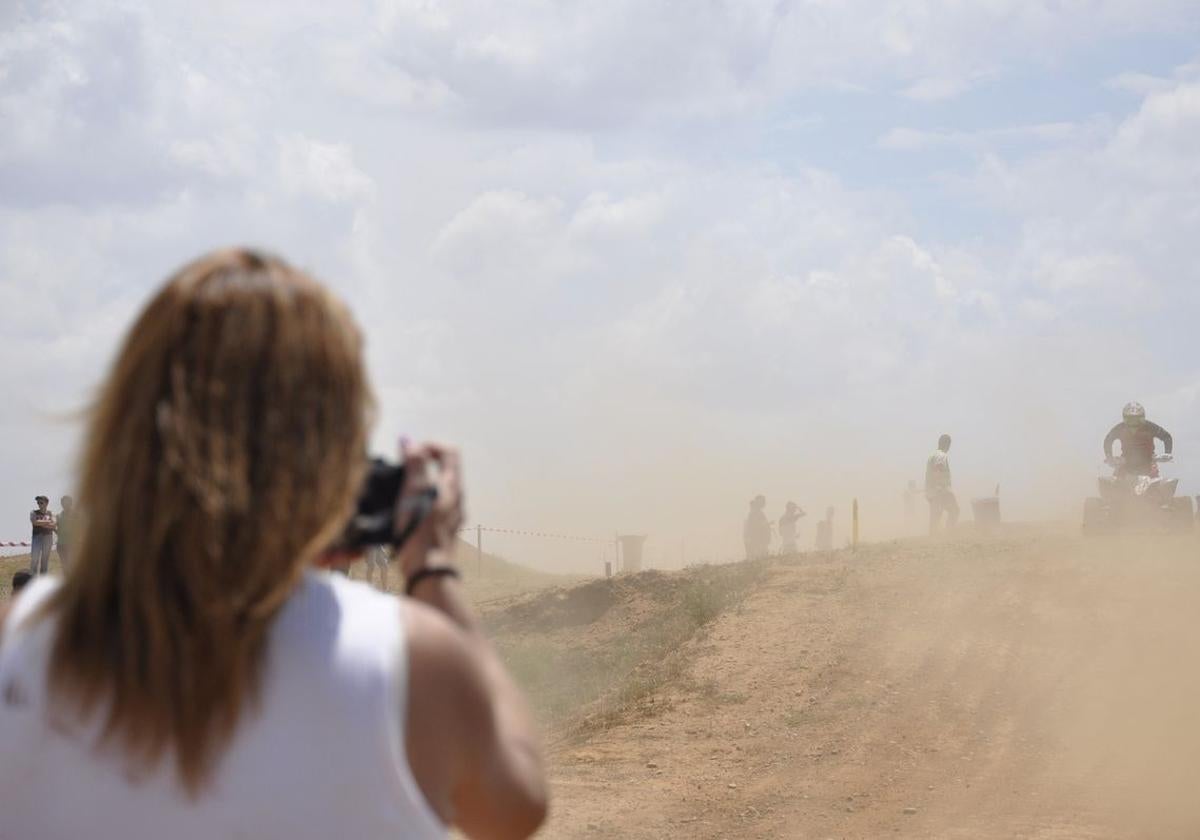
333;458;436;552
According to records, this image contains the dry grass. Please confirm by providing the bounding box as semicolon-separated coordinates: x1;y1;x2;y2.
489;558;773;740
1;540;575;608
1;551;48;600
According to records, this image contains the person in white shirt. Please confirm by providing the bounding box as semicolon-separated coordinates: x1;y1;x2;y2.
0;249;547;840
778;501;806;555
925;433;959;534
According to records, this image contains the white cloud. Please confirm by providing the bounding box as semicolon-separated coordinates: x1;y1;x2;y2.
169;133;256;180
878;121;1081;151
430;190;566;283
1033;252;1146;295
1106;72;1176;96
884;235;957;299
1108;55;1200;96
1177;58;1200;80
356;0;1198;129
878;127;939;150
1108;82;1200;181
319;38;456;109
278;135;376;203
901;77;973;102
1019;297;1058;322
567;192;665;241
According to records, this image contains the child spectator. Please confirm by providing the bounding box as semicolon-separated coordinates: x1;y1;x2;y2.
11;570;31;596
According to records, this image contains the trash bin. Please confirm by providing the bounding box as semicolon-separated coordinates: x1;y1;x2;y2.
971;487;1001;528
617;535;647;573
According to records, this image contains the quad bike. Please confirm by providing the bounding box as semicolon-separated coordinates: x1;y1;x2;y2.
1082;455;1193;535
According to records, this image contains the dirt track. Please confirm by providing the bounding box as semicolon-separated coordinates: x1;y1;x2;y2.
543;530;1200;838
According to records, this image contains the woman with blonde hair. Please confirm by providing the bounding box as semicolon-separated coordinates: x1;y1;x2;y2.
0;249;547;839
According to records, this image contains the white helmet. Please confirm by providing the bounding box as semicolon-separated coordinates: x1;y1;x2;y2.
1122;401;1146;423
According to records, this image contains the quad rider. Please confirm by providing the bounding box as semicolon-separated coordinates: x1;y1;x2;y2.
1104;402;1173;477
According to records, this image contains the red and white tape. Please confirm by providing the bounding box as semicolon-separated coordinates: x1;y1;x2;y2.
459;526;607;544
1;541;31;547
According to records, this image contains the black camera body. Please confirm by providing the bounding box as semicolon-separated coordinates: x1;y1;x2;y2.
334;458;434;552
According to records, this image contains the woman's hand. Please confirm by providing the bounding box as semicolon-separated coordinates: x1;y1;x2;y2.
393;441;465;578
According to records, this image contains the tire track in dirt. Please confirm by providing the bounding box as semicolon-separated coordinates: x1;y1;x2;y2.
543;531;1200;838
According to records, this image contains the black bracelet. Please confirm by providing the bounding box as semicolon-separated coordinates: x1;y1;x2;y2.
405;566;461;596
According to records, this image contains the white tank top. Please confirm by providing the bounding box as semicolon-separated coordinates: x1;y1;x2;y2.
0;571;445;840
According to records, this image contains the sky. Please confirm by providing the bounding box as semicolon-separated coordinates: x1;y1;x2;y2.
2;0;1200;571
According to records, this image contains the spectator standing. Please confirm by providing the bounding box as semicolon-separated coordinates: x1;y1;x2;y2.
56;496;76;572
778;502;806;555
743;495;771;560
29;496;55;576
925;433;959;534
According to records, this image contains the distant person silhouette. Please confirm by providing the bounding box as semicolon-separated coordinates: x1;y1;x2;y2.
926;434;959;534
56;495;76;572
743;495;770;560
778;502;806;555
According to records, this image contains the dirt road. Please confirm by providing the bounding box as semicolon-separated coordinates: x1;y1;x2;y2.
544;530;1200;838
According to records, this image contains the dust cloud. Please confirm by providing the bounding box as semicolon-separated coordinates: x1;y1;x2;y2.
1039;536;1200;837
527;529;1200;837
409;354;1167;575
359;271;1199;576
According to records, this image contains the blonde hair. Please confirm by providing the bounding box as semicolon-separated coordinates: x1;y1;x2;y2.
45;248;372;793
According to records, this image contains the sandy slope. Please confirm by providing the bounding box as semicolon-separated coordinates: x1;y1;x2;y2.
544;530;1200;839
